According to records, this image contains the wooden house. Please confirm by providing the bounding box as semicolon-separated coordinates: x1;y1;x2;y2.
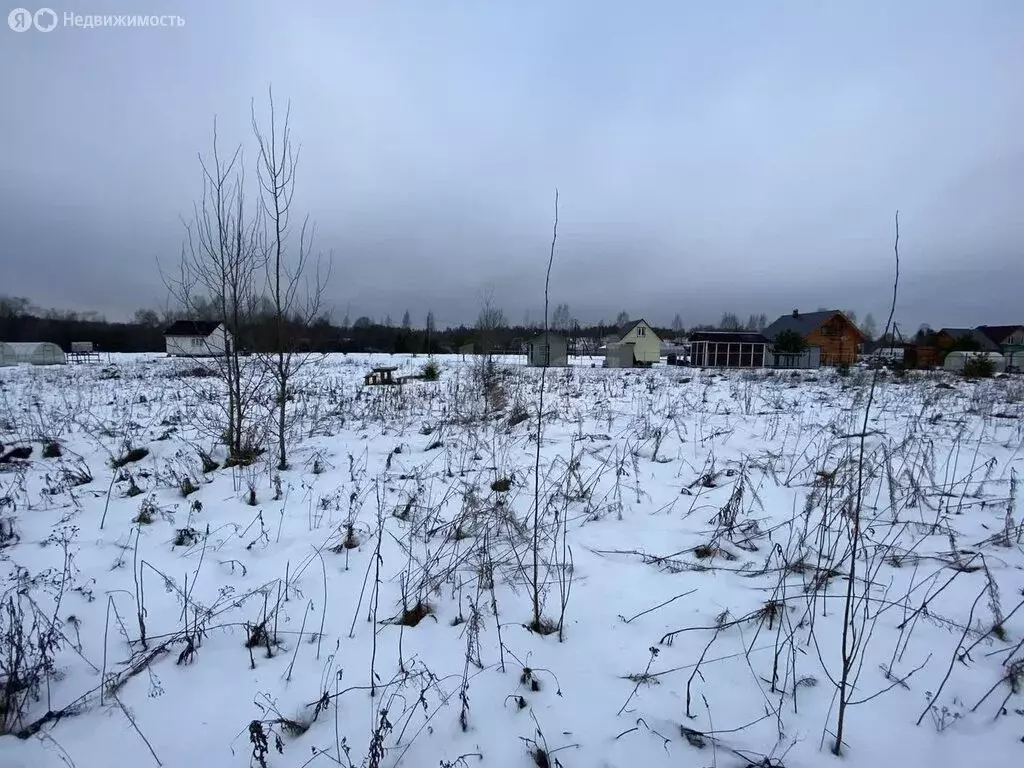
763;310;865;366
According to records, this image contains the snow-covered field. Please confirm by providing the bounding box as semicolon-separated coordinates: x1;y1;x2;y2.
1;353;1022;768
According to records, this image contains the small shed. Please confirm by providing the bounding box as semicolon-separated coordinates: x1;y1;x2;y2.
689;331;771;368
69;341;100;363
603;342;636;368
364;366;399;386
943;351;1005;373
905;346;942;369
526;332;568;367
0;341;66;366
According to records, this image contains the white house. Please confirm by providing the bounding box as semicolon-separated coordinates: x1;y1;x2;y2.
163;320;232;357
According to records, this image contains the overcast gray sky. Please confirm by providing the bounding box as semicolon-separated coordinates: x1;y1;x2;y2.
2;0;1022;330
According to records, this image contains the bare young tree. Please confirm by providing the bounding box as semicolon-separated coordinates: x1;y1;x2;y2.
745;312;768;331
165;118;267;461
531;189;558;634
251;88;331;471
425;310;436;354
860;312;878;341
719;312;741;330
671;313;684;334
476;287;506;355
401;310;412;330
615;310;630;328
551;303;571;332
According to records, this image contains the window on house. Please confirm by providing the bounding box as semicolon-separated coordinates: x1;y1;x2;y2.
636;326;646;337
191;337;202;347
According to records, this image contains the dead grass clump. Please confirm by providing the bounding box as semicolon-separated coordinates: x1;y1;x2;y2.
224;446;264;468
529;747;551;768
520;667;542;691
508;403;530;427
755;599;786;629
526;617;559;636
245;621;271;649
132;497;158;524
111;447;149;468
0;446;32;464
42;441;62;459
123;475;144;498
491;477;513;493
785;559;815;576
198;450;220;473
330;524;360;552
175;365;217;379
808;567;843;592
173;527;200;547
692;543;737;561
396;601;433;627
63;464;92;487
180;477;199;497
0;517;17;549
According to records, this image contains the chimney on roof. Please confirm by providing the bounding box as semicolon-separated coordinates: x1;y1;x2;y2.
792;309;799;318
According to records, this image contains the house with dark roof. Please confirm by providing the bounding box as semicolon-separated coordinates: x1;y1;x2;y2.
933;328;999;353
977;325;1024;347
763;310;864;366
163;320;232;357
688;331;772;368
976;325;1024;370
603;319;661;368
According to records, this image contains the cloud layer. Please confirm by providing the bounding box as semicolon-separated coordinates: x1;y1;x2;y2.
2;0;1022;329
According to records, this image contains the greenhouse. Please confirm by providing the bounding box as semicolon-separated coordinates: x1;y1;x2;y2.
943;350;1005;374
0;341;67;366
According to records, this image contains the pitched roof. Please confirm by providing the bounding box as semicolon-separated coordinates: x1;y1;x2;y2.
163;320;222;337
936;328;999;351
763;310;861;340
617;318;659;340
977;325;1024;345
687;331;770;345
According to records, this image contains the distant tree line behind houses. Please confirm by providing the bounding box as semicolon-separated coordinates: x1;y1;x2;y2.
0;295;879;356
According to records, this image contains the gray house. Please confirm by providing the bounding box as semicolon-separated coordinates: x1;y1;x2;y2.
526;332;568;367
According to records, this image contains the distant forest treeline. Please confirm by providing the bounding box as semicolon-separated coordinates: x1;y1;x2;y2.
1;296;883;355
0;295;688;355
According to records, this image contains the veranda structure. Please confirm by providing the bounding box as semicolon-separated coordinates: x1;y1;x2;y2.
687;331;771;368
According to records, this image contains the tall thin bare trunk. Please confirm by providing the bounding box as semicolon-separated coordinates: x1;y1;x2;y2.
252;87;331;471
531;189;558;631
